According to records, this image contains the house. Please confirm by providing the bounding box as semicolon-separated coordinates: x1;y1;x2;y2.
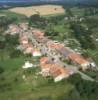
39;57;73;81
40;46;47;55
20;35;28;45
32;29;44;38
96;39;98;41
68;53;90;70
40;57;54;77
57;47;72;57
19;22;28;31
32;49;42;57
24;44;33;54
40;57;50;64
40;57;54;64
8;24;20;35
22;61;33;69
50;64;70;82
40;64;52;77
48;43;63;50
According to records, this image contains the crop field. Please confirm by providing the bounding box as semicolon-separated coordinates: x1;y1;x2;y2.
9;5;65;17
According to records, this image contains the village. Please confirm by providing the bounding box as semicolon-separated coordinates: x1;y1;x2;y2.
5;22;97;82
1;2;98;99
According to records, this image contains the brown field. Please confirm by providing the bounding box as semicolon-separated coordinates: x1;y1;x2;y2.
9;5;65;17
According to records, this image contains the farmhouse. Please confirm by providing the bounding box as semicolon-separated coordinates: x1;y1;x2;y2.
20;35;28;45
8;24;20;35
50;64;70;82
40;57;72;82
32;29;45;38
68;53;90;70
32;49;42;57
22;61;33;69
19;22;28;31
24;44;33;54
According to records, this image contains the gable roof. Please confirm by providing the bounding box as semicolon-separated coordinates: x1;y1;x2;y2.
40;64;52;69
32;29;44;37
50;64;70;78
49;43;63;49
68;53;89;65
40;57;49;64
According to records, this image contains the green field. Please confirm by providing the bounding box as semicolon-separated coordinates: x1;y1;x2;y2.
0;10;28;23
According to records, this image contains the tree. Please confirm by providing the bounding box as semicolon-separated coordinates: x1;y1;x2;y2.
29;14;40;23
81;51;90;58
70;23;96;50
0;41;5;49
29;14;47;29
67;74;82;85
10;49;23;58
38;96;52;100
5;34;19;46
0;66;4;74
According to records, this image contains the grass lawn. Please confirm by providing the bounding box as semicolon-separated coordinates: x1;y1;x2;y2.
53;24;69;34
0;79;74;100
0;56;30;70
92;28;98;38
71;7;84;16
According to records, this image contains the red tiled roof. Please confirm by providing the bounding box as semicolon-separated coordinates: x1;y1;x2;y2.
32;29;44;37
41;64;52;69
49;43;63;49
40;57;49;64
50;65;62;77
68;53;89;65
9;24;20;33
50;64;70;78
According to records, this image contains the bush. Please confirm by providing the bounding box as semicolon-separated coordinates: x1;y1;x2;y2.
38;96;52;100
0;66;4;74
10;49;23;58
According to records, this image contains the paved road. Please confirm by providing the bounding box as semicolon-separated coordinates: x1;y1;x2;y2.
77;71;95;82
56;60;96;82
66;65;95;82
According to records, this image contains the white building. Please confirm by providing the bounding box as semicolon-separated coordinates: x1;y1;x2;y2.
32;49;42;57
22;61;33;69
